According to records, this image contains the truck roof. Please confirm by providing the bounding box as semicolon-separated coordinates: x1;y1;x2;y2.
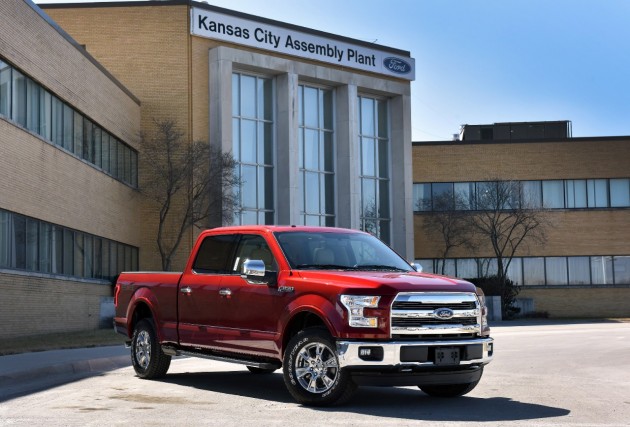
204;225;365;234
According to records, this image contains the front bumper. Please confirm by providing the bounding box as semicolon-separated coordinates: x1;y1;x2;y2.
336;337;494;369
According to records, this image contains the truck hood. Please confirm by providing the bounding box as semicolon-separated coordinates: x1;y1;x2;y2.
293;270;477;294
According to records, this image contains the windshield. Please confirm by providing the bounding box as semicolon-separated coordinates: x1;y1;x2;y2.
274;231;413;272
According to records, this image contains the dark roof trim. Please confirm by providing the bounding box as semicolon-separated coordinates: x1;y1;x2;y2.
412;135;630;147
39;0;411;57
29;0;141;105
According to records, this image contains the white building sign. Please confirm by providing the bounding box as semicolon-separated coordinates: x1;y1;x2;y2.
191;7;415;81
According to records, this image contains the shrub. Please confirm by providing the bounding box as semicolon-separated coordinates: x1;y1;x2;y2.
466;276;521;319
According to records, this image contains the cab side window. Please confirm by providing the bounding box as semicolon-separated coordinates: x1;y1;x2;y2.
192;234;237;274
232;235;277;273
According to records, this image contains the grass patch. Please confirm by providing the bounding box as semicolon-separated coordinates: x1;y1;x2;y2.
1;329;128;356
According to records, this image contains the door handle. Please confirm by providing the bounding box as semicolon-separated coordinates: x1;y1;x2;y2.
219;288;232;297
180;286;192;295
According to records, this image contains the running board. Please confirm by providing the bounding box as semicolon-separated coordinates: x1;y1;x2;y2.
161;346;281;370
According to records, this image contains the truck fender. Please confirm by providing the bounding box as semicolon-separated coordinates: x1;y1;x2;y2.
125;286;164;341
278;294;345;353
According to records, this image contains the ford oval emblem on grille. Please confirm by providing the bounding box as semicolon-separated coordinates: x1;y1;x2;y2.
434;308;454;319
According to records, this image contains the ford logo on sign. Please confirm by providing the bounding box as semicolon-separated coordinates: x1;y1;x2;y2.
434;308;454;320
383;57;411;75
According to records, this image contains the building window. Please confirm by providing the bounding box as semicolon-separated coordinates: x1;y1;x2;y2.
591;256;613;285
0;57;138;188
565;180;587;208
523;257;546;285
417;255;629;286
610;179;630;207
545;257;568;285
587;179;608;208
232;72;274;225
542;180;564;209
298;84;335;226
414;178;630;212
0;208;137;281
358;95;390;243
0;60;11;118
568;256;591;285
413;183;432;211
11;69;27;127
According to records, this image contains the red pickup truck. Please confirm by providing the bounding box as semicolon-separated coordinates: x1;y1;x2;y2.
114;226;493;406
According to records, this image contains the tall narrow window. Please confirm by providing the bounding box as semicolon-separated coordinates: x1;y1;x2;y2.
0;60;11;118
232;73;274;225
358;96;390;243
39;89;52;141
26;78;40;133
11;69;27;127
587;179;608;207
298;85;334;226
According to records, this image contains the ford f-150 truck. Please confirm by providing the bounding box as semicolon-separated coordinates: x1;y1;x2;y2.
114;226;493;406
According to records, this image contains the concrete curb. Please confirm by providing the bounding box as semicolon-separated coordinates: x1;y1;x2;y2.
0;355;130;386
0;346;131;397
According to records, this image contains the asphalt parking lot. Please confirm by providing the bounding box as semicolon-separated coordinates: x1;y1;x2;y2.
1;320;629;426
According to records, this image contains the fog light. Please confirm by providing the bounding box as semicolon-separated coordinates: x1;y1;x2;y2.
358;346;384;361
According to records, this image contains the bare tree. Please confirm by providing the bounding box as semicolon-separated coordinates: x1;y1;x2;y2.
420;191;475;275
469;180;551;283
141;119;240;270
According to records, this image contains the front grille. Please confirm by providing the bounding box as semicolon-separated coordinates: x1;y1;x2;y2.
390;292;480;337
392;301;476;310
392;317;478;327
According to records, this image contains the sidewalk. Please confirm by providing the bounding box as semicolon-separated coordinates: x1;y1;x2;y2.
0;345;130;399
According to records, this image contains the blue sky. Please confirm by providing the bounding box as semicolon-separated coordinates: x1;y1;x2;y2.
36;0;630;140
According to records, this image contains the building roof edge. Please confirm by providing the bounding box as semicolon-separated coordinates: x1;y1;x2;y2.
29;0;141;105
412;135;630;147
39;0;412;57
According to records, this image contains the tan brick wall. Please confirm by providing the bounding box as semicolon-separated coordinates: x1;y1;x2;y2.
0;272;112;339
44;4;194;271
1;0;140;147
0;121;141;244
412;138;630;182
412;138;630;259
0;1;143;339
519;288;630;318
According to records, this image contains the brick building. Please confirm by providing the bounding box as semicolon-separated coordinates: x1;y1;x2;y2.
413;122;630;317
1;0;415;337
42;0;416;271
0;0;141;337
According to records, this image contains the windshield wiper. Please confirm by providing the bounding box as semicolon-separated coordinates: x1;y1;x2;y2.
353;264;409;272
295;264;357;270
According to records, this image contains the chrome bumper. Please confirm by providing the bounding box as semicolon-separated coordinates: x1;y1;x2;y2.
336;337;494;369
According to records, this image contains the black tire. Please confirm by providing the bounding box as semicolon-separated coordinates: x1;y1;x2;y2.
283;328;356;406
246;366;278;374
130;319;171;379
419;368;482;397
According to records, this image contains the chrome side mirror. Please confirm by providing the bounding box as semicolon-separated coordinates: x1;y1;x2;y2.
410;263;423;273
242;259;277;286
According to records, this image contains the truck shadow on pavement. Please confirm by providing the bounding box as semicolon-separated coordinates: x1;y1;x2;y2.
162;370;570;422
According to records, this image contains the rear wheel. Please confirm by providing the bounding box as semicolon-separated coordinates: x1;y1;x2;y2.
283;328;356;406
131;319;171;379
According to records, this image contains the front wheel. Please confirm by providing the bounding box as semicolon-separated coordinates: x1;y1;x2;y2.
131;319;171;379
419;368;482;397
283;328;356;406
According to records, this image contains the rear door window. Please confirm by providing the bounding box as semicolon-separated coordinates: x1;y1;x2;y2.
192;234;237;274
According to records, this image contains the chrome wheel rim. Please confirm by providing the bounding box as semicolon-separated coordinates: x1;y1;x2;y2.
135;330;151;369
294;342;339;394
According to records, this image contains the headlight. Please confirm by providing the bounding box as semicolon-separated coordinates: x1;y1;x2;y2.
476;287;489;328
340;295;380;328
